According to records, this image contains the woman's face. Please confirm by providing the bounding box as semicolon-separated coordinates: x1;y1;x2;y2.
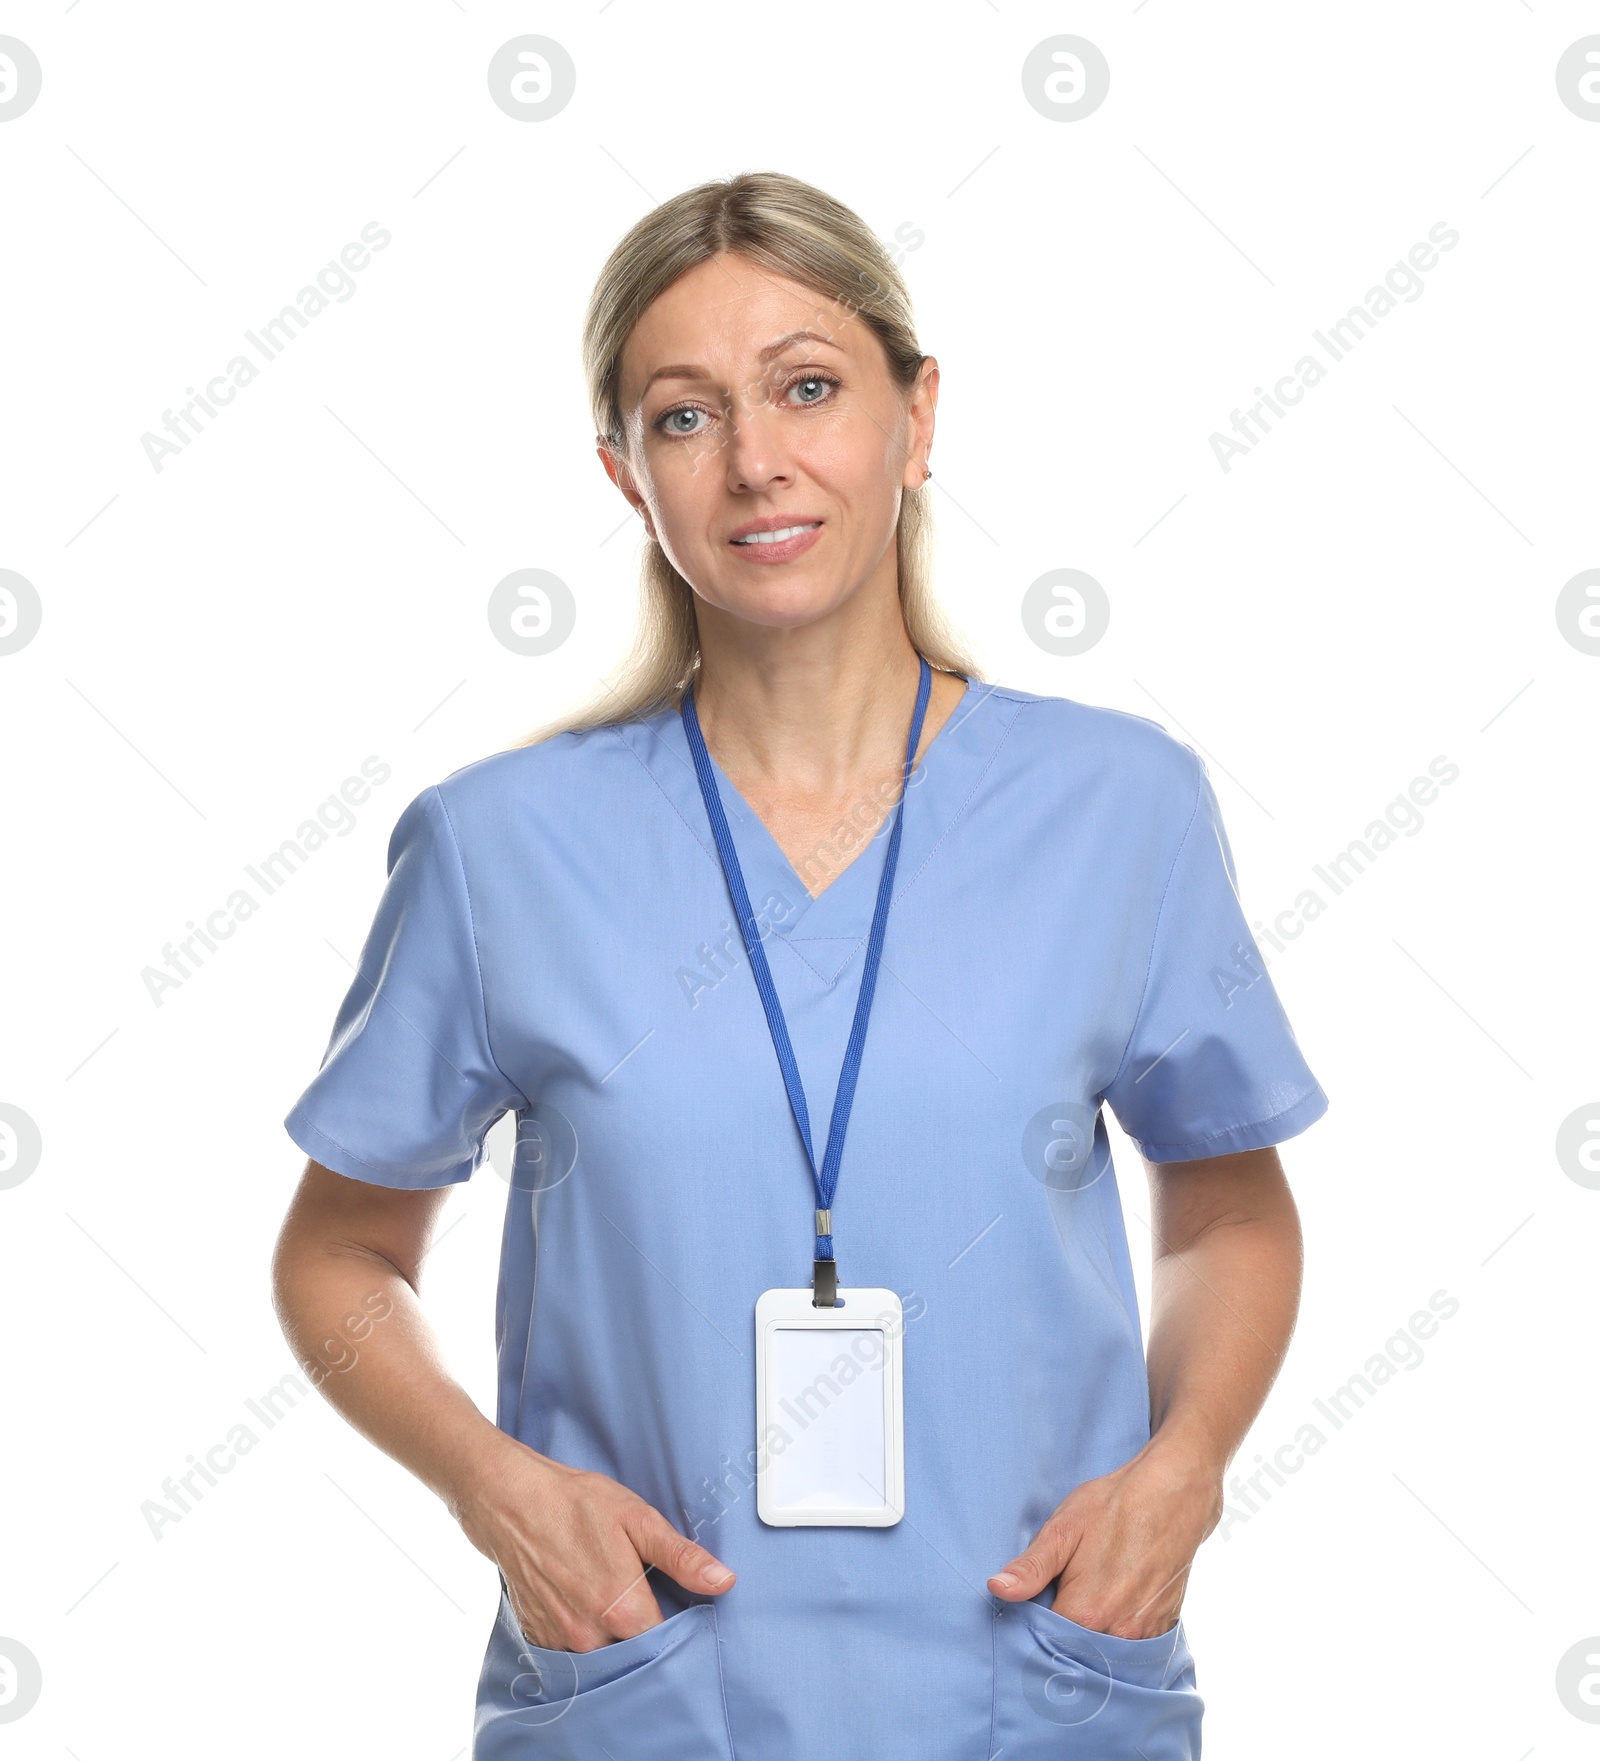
605;251;936;633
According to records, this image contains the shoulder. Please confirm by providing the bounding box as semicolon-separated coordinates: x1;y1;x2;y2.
388;717;676;856
433;722;632;802
978;681;1205;819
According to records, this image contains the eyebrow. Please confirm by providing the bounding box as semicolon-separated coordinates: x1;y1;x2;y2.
640;330;846;396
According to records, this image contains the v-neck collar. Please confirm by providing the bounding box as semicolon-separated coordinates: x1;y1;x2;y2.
619;679;1022;980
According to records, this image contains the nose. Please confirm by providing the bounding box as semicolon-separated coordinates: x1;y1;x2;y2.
721;394;797;496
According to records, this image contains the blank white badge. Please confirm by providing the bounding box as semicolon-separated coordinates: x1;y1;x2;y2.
754;1287;904;1527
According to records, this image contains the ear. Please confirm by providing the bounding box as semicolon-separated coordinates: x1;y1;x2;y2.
901;356;940;491
597;439;653;534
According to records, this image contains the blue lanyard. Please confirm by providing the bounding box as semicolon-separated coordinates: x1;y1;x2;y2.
681;656;933;1306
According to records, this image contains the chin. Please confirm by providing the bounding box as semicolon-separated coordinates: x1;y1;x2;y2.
697;567;853;630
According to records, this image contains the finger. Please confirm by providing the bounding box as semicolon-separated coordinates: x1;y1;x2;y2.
505;1567;633;1653
591;1562;667;1642
624;1503;737;1594
502;1576;542;1644
988;1521;1073;1600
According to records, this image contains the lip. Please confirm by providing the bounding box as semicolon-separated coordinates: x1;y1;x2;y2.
726;515;825;565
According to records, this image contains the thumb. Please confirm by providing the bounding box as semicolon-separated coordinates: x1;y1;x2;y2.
625;1503;737;1596
988;1518;1074;1601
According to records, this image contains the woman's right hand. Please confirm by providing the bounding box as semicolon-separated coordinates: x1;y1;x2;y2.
270;1165;732;1654
451;1429;737;1652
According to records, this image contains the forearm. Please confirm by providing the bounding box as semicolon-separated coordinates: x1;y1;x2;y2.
269;1162;736;1648
1141;1208;1303;1487
271;1230;511;1515
988;1195;1302;1627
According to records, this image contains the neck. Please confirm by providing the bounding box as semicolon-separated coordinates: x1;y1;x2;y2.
690;585;926;794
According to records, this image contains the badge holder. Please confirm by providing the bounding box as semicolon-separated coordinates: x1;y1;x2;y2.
755;1286;904;1527
683;659;930;1532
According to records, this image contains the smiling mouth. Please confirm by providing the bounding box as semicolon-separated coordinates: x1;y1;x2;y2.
731;522;823;546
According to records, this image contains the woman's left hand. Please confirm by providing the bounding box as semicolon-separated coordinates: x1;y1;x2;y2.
986;1440;1224;1640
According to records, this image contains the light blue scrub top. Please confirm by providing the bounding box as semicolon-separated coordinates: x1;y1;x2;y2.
284;679;1328;1761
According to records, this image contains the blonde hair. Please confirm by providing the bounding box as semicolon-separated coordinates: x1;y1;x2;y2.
513;170;981;746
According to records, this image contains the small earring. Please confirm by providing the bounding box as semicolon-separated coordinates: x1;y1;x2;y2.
922;463;933;480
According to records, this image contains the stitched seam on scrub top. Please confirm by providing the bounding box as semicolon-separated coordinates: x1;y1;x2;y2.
766;692;1022;983
888;688;1022;908
708;1602;740;1760
430;785;534;1113
1138;1080;1326;1161
608;718;725;869
290;1109;467;1186
1103;749;1206;1101
773;936;857;988
775;691;1021;984
988;1597;999;1761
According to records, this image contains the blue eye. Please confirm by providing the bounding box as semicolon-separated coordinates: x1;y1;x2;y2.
653;371;840;439
788;374;839;406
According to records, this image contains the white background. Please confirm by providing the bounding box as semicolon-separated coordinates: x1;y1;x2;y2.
2;3;1597;1756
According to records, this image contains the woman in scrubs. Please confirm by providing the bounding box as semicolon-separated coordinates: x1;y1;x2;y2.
274;171;1327;1760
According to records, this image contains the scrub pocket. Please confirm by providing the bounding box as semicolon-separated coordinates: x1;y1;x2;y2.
990;1595;1204;1760
473;1587;735;1760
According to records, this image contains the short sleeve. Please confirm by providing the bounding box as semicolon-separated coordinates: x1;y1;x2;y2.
283;784;527;1188
1102;757;1329;1164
